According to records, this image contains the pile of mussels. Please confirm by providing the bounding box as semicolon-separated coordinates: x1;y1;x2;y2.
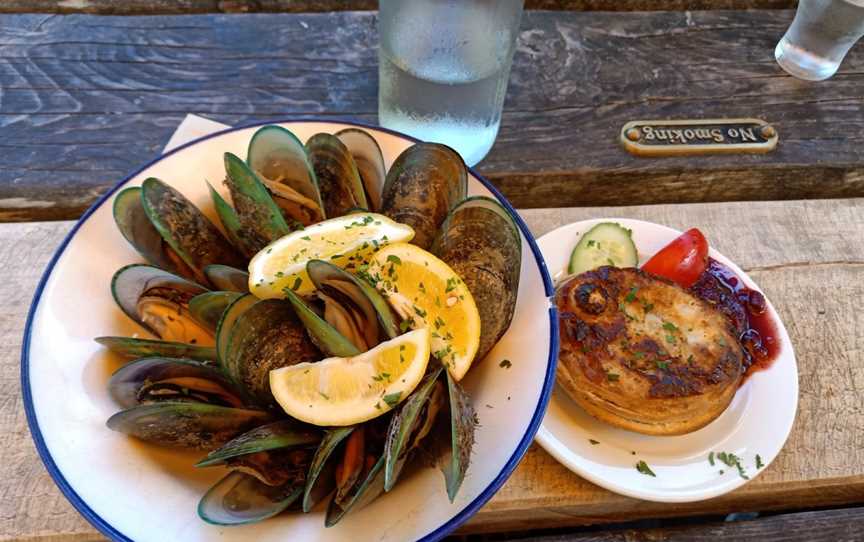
97;126;522;526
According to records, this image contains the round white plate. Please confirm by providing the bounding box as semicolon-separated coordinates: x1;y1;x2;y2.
22;120;558;541
535;218;798;503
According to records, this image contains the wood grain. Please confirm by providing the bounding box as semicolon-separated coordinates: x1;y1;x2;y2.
0;0;799;15
3;198;863;540
3;11;864;221
495;507;864;541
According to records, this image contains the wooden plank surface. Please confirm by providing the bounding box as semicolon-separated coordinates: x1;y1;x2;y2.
3;198;863;540
0;0;799;15
497;507;864;541
3;11;864;222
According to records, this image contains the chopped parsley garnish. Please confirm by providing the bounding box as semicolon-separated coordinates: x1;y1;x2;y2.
290;277;302;291
625;287;638;303
665;334;676;344
756;454;764;469
589;439;600;445
662;321;678;333
655;360;669;370
301;235;311;241
383;391;402;408
445;277;457;293
636;460;656;477
642;301;654;313
607;258;616;266
275;271;284;278
372;372;391;382
716;451;749;479
387;254;402;265
587;240;596;247
499;359;512;369
709;451;715;466
413;305;427;318
606;371;620;382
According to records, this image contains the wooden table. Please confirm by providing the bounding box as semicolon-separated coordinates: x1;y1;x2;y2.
2;4;864;541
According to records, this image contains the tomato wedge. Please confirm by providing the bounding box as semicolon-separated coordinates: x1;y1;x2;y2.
641;228;709;288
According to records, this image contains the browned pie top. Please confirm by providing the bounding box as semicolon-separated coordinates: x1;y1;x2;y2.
555;266;743;400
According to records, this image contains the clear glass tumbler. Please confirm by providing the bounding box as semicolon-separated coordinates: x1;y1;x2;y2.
378;0;524;166
775;0;864;81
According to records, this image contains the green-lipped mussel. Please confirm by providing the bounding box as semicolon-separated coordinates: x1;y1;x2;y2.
98;125;522;528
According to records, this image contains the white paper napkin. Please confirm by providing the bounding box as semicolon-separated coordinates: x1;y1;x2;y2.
163;114;231;153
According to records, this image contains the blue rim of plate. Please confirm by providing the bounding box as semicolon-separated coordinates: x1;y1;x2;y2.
21;117;559;542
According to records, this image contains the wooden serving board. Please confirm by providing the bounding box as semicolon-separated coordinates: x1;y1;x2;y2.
2;198;862;540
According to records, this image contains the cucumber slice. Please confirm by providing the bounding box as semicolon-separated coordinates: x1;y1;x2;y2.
568;222;637;274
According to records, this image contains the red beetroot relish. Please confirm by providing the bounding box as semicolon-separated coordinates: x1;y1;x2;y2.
689;258;780;380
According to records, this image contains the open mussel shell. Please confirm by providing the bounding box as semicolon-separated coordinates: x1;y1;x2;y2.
111;264;213;345
335;128;386;212
113;186;192;278
306;133;368;218
106;402;270;450
215;293;259;367
380;143;467;249
223;152;294;253
325;455;386;527
196;420;320;467
223;298;321;406
208;182;256;258
441;371;477;501
198;471;303;526
108;356;244;409
281;288;360;358
95;336;216;362
189;291;243;332
140;177;245;284
432;196;522;361
384;366;445;491
303;426;354;513
203;264;249;293
247;125;325;226
307;259;399;346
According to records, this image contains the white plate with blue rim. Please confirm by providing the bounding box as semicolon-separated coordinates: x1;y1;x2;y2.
21;120;558;541
534;219;798;503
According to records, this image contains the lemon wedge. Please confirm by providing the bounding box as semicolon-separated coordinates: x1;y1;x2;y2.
367;243;480;381
248;212;413;298
269;328;431;426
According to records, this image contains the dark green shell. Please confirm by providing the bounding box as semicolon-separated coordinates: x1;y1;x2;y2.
223;152;294;253
95;336;216;362
108;356;242;409
106;402;270;450
384;365;445;491
302;426;355;513
113;186;191;278
432;196;522;361
306;133;368;218
140;177;245;284
198;471;303;526
189;291;243;332
380;143;467;249
196;420;320;467
224;299;321;406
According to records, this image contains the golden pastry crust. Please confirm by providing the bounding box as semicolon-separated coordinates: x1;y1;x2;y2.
554;266;743;436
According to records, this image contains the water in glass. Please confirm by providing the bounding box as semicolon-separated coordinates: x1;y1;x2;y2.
775;0;864;81
378;0;523;166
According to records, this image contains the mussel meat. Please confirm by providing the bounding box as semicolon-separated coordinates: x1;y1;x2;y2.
247;125;326;226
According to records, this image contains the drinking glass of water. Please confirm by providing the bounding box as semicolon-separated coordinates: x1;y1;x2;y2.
378;0;524;166
775;0;864;81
